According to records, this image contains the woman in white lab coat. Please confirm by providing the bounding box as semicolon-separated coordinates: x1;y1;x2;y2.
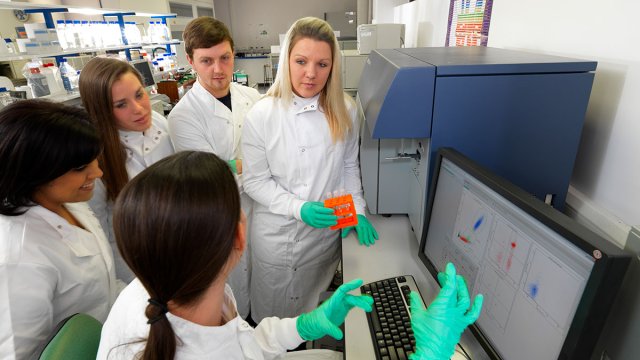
242;17;378;322
79;57;174;283
0;100;120;359
98;151;373;359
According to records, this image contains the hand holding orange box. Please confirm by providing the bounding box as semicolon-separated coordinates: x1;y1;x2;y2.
324;193;358;230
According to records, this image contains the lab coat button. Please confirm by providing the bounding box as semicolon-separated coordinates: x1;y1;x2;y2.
145;147;149;151
310;105;315;108
57;225;62;229
154;137;159;140
157;131;161;135
301;148;305;152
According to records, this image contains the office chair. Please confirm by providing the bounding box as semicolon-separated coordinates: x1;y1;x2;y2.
31;313;102;360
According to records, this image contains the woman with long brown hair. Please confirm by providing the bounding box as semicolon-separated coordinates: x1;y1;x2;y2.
79;57;174;282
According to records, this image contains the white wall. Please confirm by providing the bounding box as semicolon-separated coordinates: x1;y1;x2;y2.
391;0;639;244
225;0;357;50
373;0;406;24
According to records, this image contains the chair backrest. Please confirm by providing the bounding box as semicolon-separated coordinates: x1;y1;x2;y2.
32;313;102;360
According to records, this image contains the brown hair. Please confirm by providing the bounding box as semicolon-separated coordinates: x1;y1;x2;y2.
113;151;241;360
267;17;353;142
79;57;144;201
183;16;234;58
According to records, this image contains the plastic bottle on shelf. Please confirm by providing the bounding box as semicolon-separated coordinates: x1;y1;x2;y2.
90;21;103;48
70;21;82;48
124;22;142;44
63;20;76;49
4;39;16;53
111;21;124;46
158;21;170;42
59;59;78;94
26;66;50;97
55;20;68;49
147;21;157;43
41;63;64;95
168;53;178;69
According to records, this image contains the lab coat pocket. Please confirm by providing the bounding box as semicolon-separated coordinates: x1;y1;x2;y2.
252;213;294;269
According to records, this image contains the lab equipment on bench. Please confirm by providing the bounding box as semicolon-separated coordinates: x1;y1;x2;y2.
357;46;597;243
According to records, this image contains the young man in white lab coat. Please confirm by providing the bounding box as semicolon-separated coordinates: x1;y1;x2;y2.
168;17;261;320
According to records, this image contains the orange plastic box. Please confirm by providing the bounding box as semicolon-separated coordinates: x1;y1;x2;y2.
324;193;358;230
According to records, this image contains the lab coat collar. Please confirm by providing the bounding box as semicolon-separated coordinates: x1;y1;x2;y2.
28;204;101;257
292;93;320;114
164;284;245;355
193;78;233;118
118;118;162;141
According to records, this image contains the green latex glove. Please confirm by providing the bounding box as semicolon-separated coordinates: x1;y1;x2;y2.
228;159;238;174
301;201;338;228
296;278;373;341
409;262;484;360
341;214;379;247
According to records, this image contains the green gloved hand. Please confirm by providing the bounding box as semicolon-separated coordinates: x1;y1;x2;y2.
228;159;238;174
301;201;338;228
341;214;379;247
296;278;373;341
409;262;483;360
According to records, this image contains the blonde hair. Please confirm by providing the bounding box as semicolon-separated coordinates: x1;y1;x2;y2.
267;17;353;143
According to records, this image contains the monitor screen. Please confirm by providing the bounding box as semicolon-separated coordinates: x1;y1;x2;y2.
130;60;155;88
418;147;630;360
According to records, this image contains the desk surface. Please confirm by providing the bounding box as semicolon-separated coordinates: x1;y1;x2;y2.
342;213;489;360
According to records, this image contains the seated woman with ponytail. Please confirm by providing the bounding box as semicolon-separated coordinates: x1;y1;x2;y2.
96;151;482;359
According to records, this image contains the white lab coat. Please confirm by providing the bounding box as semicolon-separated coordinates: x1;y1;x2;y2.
98;279;313;360
242;94;366;322
0;203;120;359
168;80;261;162
168;79;261;318
88;111;174;283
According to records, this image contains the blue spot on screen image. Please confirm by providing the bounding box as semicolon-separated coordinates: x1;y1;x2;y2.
528;283;539;299
473;216;484;231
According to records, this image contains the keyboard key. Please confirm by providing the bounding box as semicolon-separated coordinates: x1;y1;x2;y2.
388;347;398;360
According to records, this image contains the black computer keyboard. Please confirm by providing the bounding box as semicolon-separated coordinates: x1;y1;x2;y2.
361;275;426;360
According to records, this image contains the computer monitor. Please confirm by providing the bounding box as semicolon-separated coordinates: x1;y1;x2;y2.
418;147;631;360
130;60;155;88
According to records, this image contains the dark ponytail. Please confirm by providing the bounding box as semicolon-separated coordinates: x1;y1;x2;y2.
113;151;241;359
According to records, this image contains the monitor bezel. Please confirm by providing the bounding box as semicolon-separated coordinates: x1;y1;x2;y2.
417;147;631;360
129;59;156;88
